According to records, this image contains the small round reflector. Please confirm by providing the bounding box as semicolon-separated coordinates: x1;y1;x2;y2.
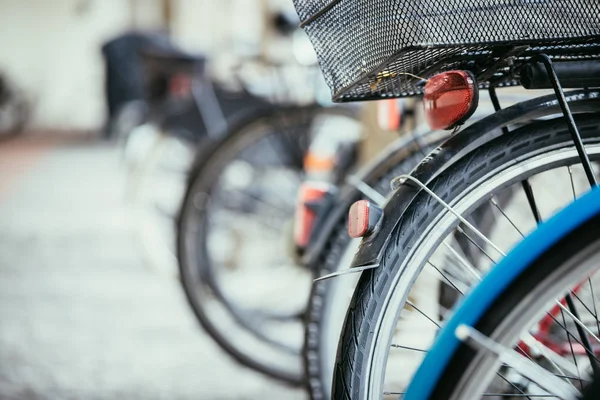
423;70;478;131
348;200;371;238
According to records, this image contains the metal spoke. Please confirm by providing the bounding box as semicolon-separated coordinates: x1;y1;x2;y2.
428;260;467;295
442;241;482;282
521;179;542;224
346;175;387;206
568;166;577;201
455;325;581;399
406;300;441;328
558;296;600;344
490;196;525;238
560;307;583;391
563;295;600;374
390;344;427;352
521;174;599;373
570;289;600;334
455;225;498;265
520;333;581;381
547;311;600;365
394;174;506;258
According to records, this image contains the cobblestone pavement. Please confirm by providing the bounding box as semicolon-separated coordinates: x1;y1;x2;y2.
0;135;305;400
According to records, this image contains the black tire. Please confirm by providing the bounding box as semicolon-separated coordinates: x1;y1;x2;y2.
304;133;444;400
177;104;358;385
332;113;600;399
582;371;600;399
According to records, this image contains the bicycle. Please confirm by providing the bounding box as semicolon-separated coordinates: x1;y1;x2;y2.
119;44;268;274
300;84;546;399
292;0;600;398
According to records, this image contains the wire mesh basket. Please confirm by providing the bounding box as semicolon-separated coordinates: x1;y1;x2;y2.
293;0;600;102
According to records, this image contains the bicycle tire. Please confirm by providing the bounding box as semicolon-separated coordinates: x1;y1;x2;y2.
332;113;600;399
178;104;358;385
304;131;446;399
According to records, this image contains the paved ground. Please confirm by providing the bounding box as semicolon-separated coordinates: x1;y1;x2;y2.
0;134;305;400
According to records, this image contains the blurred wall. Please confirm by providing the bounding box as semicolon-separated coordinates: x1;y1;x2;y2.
0;0;134;130
0;0;290;132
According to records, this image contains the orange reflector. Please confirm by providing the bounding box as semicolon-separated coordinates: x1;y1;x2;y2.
423;70;478;131
348;200;371;238
294;182;330;248
303;152;336;173
377;99;401;131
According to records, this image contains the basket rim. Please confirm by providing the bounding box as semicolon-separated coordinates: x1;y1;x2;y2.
328;37;600;101
298;0;344;28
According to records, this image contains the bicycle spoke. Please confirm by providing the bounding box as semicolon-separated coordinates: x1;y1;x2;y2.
406;300;441;328
521;179;542;224
586;279;600;336
520;333;581;381
442;241;482;282
428;260;467;295
455;225;498;265
547;311;600;366
395;174;506;258
563;294;600;374
391;344;428;352
560;306;585;391
456;325;581;399
490;196;525;238
570;289;600;334
568;166;577;201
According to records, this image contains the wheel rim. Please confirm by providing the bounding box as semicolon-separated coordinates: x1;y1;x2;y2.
360;144;600;398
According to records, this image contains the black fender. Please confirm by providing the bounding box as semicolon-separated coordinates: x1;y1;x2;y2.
302;128;450;268
350;89;600;269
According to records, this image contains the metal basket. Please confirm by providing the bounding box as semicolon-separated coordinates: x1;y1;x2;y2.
293;0;600;102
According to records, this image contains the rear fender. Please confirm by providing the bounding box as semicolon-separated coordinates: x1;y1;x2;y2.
350;89;600;269
302;129;449;268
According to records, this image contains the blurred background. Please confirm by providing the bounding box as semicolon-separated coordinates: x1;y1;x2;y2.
0;0;367;399
0;2;544;400
1;0;312;131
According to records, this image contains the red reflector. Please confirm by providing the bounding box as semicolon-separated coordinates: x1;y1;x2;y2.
423;70;478;131
169;73;192;98
348;200;371;238
294;183;330;248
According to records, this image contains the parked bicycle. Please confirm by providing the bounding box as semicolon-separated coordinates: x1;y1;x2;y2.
293;0;600;398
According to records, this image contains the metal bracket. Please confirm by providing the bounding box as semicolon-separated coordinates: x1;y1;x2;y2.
455;324;581;399
313;263;378;282
390;174;506;258
345;175;387;207
532;54;597;188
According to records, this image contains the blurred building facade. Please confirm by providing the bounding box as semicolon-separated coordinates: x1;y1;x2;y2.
0;0;291;131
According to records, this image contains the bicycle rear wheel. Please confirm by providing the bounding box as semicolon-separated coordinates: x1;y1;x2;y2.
178;104;360;384
333;113;600;399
